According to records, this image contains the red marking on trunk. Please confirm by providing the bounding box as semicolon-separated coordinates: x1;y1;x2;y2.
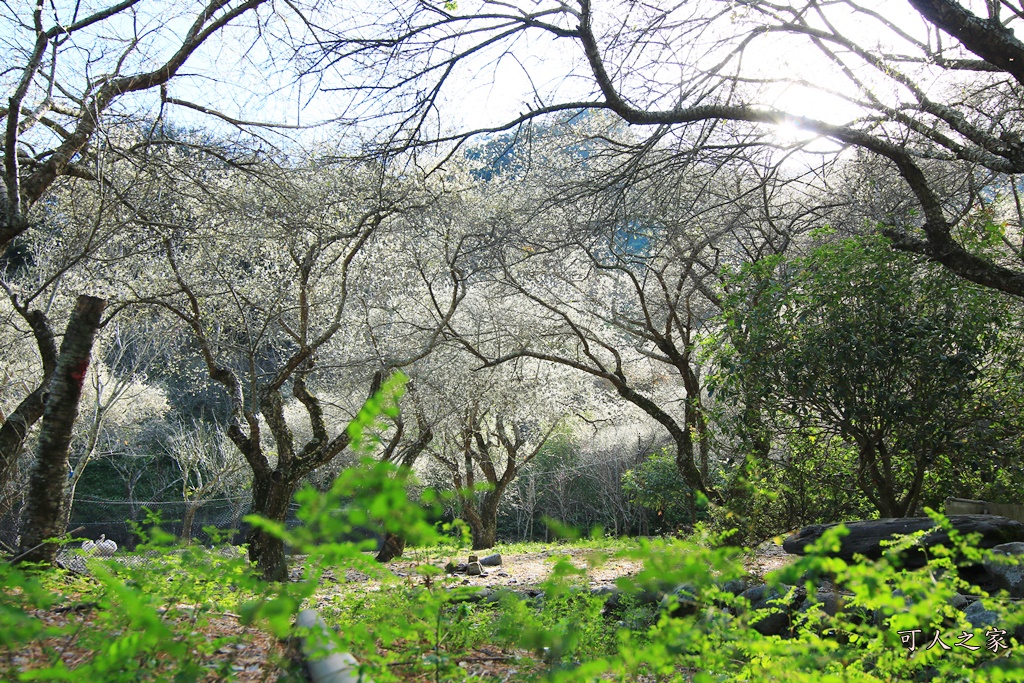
70;359;90;386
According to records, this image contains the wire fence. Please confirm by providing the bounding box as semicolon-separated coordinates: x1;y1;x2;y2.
55;540;251;572
70;495;259;547
0;493;288;558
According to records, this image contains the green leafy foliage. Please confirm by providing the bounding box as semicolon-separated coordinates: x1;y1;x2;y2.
0;537;291;681
4;374;1022;682
622;449;706;533
711;234;1023;523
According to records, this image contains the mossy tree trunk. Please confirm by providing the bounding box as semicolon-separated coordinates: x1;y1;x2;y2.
247;471;301;581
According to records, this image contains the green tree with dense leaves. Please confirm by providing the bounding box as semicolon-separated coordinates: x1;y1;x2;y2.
621;449;704;534
715;234;1016;518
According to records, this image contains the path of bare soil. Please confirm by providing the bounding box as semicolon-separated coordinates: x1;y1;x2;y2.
317;540;794;592
337;547;648;591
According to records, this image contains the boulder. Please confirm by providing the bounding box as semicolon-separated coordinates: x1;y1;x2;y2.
739;583;804;636
964;599;999;629
479;553;503;567
783;515;1024;567
799;591;839;617
983;542;1024;598
717;578;749;597
949;593;969;611
466;561;483;576
660;584;699;618
872;589;912;627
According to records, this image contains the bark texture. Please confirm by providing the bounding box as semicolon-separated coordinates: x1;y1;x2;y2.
18;295;106;565
0;308;58;516
247;472;300;582
375;532;406;562
375;405;433;563
438;406;554;551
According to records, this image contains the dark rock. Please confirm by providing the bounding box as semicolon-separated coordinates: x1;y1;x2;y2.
799;591;839;617
783;515;1024;567
660;584;699;618
739;584;804;636
450;588;495;604
964;599;999;628
949;593;969;611
593;587;622;615
717;578;749;596
479;553;502;567
983;542;1024;598
739;583;768;604
750;608;790;636
700;607;733;630
466;562;483;576
872;589;912;627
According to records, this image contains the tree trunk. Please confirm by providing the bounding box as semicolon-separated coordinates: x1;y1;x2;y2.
679;354;710;482
471;519;498;551
181;503;199;544
0;309;58;514
18;296;106;566
0;389;46;515
375;531;406;562
471;495;501;550
375;420;432;563
247;471;297;581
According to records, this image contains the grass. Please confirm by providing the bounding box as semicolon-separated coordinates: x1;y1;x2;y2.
8;396;1023;682
0;533;649;682
4;514;1024;683
0;543;299;682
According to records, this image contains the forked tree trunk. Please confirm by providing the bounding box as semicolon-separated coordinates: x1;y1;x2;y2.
471;521;498;551
18;296;106;566
375;417;433;563
467;492;502;551
0;309;57;516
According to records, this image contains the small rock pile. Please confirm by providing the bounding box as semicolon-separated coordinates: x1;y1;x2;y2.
445;553;503;577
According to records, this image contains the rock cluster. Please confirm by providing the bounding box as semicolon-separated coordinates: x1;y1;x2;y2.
654;573;1021;639
724;517;1024;639
782;515;1024;567
445;553;503;578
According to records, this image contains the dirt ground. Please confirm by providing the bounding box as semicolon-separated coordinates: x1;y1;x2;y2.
4;604;290;682
347;547;649;590
319;540;795;591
